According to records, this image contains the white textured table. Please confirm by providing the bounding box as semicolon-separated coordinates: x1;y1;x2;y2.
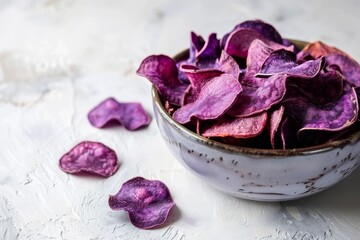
1;1;360;239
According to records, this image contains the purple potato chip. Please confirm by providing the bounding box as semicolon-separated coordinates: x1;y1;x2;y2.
224;28;289;59
246;39;295;75
137;55;188;106
216;50;241;79
289;70;344;105
326;53;360;87
229;74;287;117
173;74;242;124
269;106;285;149
180;64;223;91
224;28;269;59
88;98;151;130
259;49;297;74
196;33;220;68
202;112;268;138
283;86;358;132
59;141;119;177
221;19;283;49
108;177;175;229
297;41;352;60
280;117;300;149
257;56;325;79
246;39;278;74
189;31;205;63
234;20;283;44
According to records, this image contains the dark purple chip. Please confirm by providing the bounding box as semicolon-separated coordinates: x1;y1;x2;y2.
326;53;360;87
228;74;287;117
269;106;285;149
202;112;268;138
246;39;295;76
173;74;242;124
280;117;300;149
257;56;325;79
196;33;220;68
221;19;283;49
108;177;175;229
189;31;205;63
137;55;188;106
59;141;119;177
283;86;358;132
88;97;151;131
289;70;344;105
259;49;297;74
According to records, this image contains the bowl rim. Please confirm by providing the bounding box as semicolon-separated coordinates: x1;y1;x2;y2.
152;39;360;156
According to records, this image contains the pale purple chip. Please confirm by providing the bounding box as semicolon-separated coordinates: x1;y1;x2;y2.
202;112;268;138
108;177;175;229
326;53;360;87
173;74;242;124
88;98;151;131
228;74;287;117
216;51;241;79
59;141;119;177
180;64;223;91
137;55;188;106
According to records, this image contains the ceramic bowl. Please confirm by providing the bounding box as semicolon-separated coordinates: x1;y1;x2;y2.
151;40;360;201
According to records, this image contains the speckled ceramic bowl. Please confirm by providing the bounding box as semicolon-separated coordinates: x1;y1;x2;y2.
152;40;360;201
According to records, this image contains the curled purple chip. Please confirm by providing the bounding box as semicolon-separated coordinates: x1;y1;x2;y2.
224;28;289;59
297;41;352;60
196;33;220;68
137;55;188;106
189;31;205;63
284;86;358;132
257;56;325;79
173;74;242;124
221;19;284;49
59;141;119;177
289;70;344;105
326;53;360;87
88;97;151;131
216;50;241;79
108;177;175;229
258;49;297;74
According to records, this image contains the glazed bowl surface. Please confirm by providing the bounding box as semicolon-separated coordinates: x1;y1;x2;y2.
151;40;360;201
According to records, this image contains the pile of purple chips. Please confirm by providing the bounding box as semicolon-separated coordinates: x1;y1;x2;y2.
137;19;360;149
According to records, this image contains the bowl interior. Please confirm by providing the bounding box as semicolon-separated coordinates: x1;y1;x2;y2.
152;39;360;157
